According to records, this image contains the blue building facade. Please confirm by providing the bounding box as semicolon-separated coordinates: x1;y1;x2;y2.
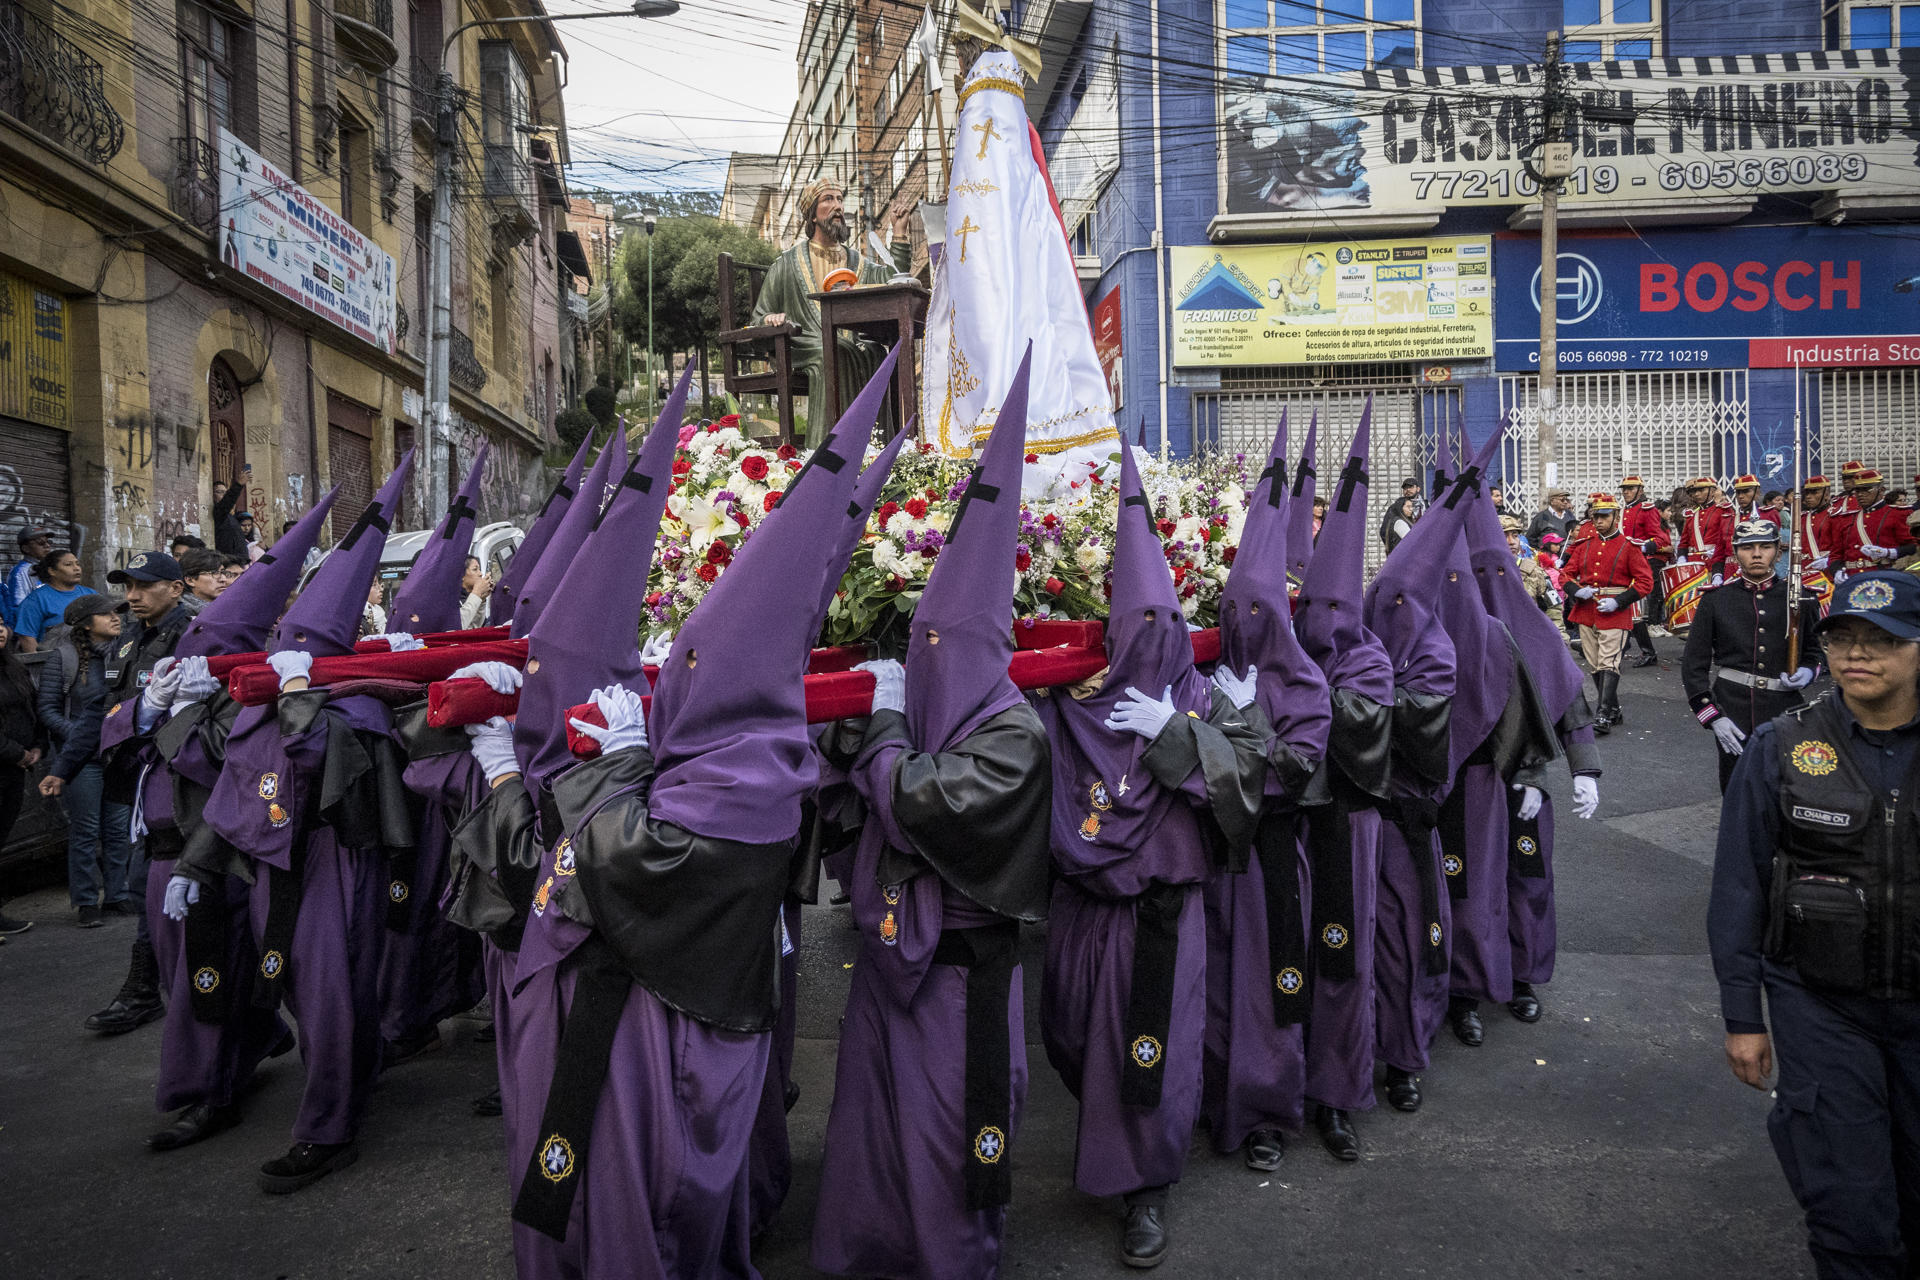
1025;0;1920;543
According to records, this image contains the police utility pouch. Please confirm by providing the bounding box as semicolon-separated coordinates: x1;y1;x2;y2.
1777;871;1871;994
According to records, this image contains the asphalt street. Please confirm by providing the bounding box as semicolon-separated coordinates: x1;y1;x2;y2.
0;650;1812;1279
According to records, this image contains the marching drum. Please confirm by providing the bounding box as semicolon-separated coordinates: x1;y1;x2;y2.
1661;560;1710;635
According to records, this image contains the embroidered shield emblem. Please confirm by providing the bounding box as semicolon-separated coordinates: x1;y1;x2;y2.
1848;579;1895;612
539;1135;575;1182
267;802;289;829
532;876;553;917
193;967;220;993
1078;812;1101;841
973;1126;1006;1164
878;911;899;946
1790;740;1839;777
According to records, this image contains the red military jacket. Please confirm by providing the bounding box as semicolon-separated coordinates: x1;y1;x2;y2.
1680;500;1733;570
1621;499;1672;559
1833;500;1920;573
1561;529;1655;631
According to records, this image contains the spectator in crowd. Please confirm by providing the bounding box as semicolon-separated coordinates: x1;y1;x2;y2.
1761;490;1787;513
458;555;491;630
36;593;132;928
1399;476;1426;518
178;549;226;615
1527;488;1577;548
237;510;257;545
217;553;247;588
1311;495;1328;541
1489;484;1518;519
1888;487;1910;509
211;466;251;559
1379;494;1419;553
167;535;206;560
14;549;92;653
361;578;388;637
1503;515;1555;609
4;526;54;629
0;616;44;940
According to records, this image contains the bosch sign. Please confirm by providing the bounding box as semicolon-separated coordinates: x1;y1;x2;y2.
1493;226;1920;371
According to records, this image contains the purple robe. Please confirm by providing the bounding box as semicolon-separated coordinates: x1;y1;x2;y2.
1202;843;1309;1146
1303;803;1382;1112
380;750;487;1045
1440;762;1514;1005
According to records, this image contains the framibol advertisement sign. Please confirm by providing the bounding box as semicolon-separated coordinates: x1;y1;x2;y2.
1493;225;1920;372
216;128;397;353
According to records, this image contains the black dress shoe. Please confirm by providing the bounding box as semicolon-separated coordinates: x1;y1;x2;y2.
258;1141;358;1194
470;1089;503;1118
1121;1204;1169;1269
1244;1128;1284;1172
829;890;851;906
1314;1106;1359;1161
1384;1067;1422;1112
1448;998;1484;1048
1631;650;1660;668
147;1102;240;1152
77;905;103;929
783;1080;801;1114
85;994;163;1035
1508;982;1542;1023
382;1026;443;1069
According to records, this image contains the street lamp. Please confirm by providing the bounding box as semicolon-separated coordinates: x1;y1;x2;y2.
643;210;658;423
422;1;681;521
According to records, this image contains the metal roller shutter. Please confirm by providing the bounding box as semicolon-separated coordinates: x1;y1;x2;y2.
0;415;75;551
1818;370;1920;493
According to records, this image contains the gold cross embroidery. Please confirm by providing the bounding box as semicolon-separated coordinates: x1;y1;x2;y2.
955;216;981;262
971;118;1003;159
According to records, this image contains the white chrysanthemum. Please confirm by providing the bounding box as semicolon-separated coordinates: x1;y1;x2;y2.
1074;542;1105;575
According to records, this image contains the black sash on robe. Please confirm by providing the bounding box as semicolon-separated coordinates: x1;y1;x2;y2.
1254;807;1310;1023
1120;882;1185;1108
932;921;1020;1210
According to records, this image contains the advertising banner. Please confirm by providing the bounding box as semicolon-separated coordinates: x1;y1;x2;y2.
1092;286;1123;408
1171;236;1491;366
0;268;70;429
216;128;397;353
1493;225;1920;371
1222;49;1920;218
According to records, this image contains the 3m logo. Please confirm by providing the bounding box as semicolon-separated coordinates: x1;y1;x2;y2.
1790;805;1850;828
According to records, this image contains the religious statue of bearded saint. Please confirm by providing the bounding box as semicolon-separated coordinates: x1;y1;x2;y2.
752;178;912;447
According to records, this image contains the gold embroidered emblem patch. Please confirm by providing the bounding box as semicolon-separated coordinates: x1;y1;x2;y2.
388;881;408;904
260;950;285;980
1129;1035;1163;1069
1275;967;1304;995
267;802;289;829
538;1135;575;1182
554;839;576;876
1428;922;1444;947
1442;853;1464;876
878;911;899;946
1089;780;1112;811
258;772;279;800
1321;922;1350;949
1790;740;1839;777
1078;812;1101;841
973;1126;1006;1163
1515;836;1538;856
532;876;553;917
193;966;220;994
1848;579;1895;612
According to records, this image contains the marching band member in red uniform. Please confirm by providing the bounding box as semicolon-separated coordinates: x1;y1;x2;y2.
1728;475;1782;540
1560;494;1655;735
1830;469;1919;580
1619;475;1670;668
1680;478;1735;586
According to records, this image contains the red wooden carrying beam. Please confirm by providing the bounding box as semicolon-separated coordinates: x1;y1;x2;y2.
226;640;530;705
205;626;511;678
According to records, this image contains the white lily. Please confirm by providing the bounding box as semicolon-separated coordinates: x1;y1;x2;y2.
681;495;733;554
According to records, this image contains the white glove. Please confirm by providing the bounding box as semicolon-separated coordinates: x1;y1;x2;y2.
639;633;674;666
371;632;424;652
1863;544;1896;561
1571;776;1599;820
1782;666;1816;690
1710;574;1724;587
855;659;905;715
162;875;201;923
1712;717;1747;757
1572;586;1597;601
1104;685;1179;741
173;656;221;706
449;661;522;695
464;715;519;782
1806;555;1829;572
1185;620;1203;633
141;656;182;719
268;650;313;690
1512;784;1543;821
569;685;648;754
1211;664;1258;710
1596;598;1620;615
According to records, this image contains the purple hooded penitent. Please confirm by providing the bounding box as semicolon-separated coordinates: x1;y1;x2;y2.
1284;410;1319;583
512;380;687;803
646;346;900;847
813;422;911;633
273;450;415;659
1293;401;1394;704
176;486;341;660
490;431;593;626
1219;411;1331;793
509;413;632;639
905;350;1031;755
1423;429;1514;773
391;444;489;633
1466;472;1584;723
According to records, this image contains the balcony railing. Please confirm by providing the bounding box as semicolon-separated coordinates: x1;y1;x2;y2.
169;135;218;235
333;0;398;72
409;54;437;129
0;0;126;165
451;325;487;392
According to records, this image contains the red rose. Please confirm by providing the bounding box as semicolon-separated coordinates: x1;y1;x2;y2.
1181;580;1197;598
1015;546;1031;571
787;459;802;472
776;443;797;460
732;510;751;528
888;574;906;590
706;422;722;433
763;491;780;513
878;501;900;524
920;546;938;559
1172;564;1187;584
696;563;718;582
1041;513;1057;529
672;458;692;477
1025;452;1039;464
1223;546;1237;564
706;541;731;565
1044;576;1065;595
905;497;929;519
740;455;769;481
716;413;741;429
925;488;939;501
1156;519;1176;537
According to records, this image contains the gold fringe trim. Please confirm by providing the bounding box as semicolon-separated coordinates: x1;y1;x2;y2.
958;77;1027;110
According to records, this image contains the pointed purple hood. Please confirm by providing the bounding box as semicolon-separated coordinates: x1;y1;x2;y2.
1294;401;1394;703
1466;459;1584;723
509;415;631;638
177;486;341;660
1426;429;1515;772
491;431;593;626
272;450;414;658
513;380;686;803
391;444;488;633
814;423;911;631
646;346;899;846
1220;411;1331;783
1284;409;1319;583
906;351;1030;754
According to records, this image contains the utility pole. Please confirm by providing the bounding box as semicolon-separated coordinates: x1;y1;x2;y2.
644;210;657;423
1535;30;1571;509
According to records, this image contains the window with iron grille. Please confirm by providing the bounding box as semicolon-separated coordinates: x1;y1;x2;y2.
1829;1;1920;46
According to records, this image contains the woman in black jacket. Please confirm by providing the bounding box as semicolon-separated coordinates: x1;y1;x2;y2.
35;594;131;927
0;616;44;938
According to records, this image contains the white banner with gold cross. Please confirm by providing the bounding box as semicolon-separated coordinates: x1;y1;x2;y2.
920;49;1118;495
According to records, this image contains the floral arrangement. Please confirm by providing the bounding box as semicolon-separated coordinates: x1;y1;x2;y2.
644;420;1258;650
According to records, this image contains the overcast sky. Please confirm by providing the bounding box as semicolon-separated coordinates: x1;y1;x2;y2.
556;1;803;195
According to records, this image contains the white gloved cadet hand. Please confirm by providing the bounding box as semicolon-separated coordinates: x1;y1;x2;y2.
639;633;674;666
1806;555;1830;572
1512;784;1544;821
1572;776;1599;820
569;685;648;754
268;650;313;690
371;632;424;652
449;661;522;695
172;655;222;706
1596;598;1621;615
1211;664;1259;710
1863;544;1896;561
162;875;201;922
1104;685;1179;741
854;659;905;715
141;656;182;720
464;715;519;782
1572;586;1597;601
1712;717;1747;757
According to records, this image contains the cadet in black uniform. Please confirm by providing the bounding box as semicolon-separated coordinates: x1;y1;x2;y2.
1682;518;1822;793
1708;570;1920;1280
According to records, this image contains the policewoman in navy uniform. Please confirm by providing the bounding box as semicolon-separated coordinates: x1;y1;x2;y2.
1708;570;1920;1280
1682;519;1822;794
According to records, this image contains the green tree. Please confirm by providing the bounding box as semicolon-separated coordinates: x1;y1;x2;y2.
616;215;779;374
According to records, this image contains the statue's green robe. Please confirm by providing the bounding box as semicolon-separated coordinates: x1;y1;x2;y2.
753;239;911;446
